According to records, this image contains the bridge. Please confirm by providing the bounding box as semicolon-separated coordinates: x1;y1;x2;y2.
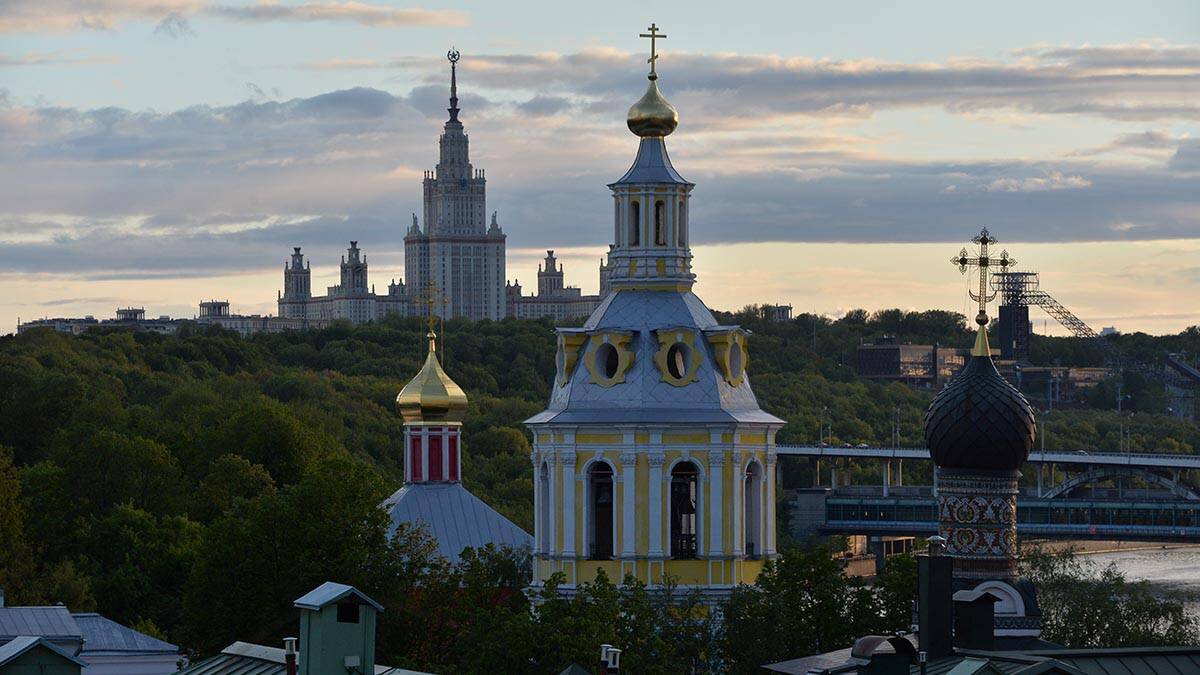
781;445;1200;545
776;445;1200;470
776;445;1200;500
811;489;1200;543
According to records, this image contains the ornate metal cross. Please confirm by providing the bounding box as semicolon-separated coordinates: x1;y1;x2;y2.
952;227;1016;326
639;23;666;77
415;280;448;336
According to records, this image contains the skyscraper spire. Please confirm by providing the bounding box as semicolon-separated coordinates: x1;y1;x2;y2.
447;48;461;123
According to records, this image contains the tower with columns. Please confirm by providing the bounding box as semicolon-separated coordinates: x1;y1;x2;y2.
404;50;507;320
279;247;312;319
524;25;784;598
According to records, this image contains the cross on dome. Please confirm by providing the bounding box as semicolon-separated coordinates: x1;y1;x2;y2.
952;227;1016;327
639;23;667;79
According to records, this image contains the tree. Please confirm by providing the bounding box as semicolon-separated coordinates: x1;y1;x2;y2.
1021;546;1199;648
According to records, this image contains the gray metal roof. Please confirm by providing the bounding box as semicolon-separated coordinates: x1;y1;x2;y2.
177;642;428;675
294;582;384;612
73;612;179;656
0;606;81;642
609;137;691;186
1029;646;1200;675
0;635;88;667
529;290;784;428
382;482;532;563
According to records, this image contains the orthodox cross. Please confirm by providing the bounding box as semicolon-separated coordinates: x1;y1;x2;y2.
415;280;449;352
639;23;666;78
952;227;1016;326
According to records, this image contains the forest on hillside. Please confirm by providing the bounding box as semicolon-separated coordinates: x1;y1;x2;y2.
0;309;1197;660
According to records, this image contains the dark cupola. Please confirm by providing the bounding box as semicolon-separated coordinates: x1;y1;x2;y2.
925;327;1036;470
926;227;1035;471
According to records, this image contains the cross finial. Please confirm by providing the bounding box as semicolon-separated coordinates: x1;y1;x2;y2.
639;23;667;80
952;227;1016;326
415;280;449;352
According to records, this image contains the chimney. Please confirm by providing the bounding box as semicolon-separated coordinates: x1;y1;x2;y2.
917;536;953;662
598;644;621;674
294;582;383;675
953;591;999;651
283;637;298;675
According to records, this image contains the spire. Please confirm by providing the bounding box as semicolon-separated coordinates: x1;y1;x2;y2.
447;48;461;123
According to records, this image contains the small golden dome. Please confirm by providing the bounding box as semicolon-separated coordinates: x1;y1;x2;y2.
396;332;468;423
627;76;678;138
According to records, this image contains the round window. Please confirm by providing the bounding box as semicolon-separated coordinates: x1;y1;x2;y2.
667;342;689;380
596;343;620;379
729;341;744;380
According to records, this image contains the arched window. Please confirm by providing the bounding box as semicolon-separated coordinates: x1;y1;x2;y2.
670;461;699;559
654;200;666;246
588;463;614;560
744;461;763;558
678;199;687;246
629;201;640;246
539;461;551;555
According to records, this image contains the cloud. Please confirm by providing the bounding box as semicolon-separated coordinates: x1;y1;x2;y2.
985;171;1093;192
0;51;120;67
0;0;466;34
153;11;194;37
516;95;572;117
3;41;1200;281
412;44;1200;123
1169;141;1200;172
206;2;467;27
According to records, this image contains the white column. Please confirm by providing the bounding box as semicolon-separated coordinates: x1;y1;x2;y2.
648;452;665;558
547;452;558;556
561;450;576;557
765;455;778;555
732;451;744;556
441;427;450;481
404;428;413;483
531;452;542;554
620;451;637;558
708;450;725;556
420;428;429;482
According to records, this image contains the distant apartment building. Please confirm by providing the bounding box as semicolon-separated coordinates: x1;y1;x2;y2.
505;250;603;321
276;242;411;325
855;336;979;386
17;308;182;335
760;304;793;322
196;300;308;336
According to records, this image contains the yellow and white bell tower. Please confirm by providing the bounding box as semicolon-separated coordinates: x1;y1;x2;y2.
525;24;785;599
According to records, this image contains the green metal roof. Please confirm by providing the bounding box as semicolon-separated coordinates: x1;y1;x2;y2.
177;642;430;675
1026;647;1200;675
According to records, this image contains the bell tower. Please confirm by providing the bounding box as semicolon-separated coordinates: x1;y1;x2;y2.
525;25;784;601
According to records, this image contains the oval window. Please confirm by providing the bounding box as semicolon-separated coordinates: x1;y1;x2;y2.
596;343;620;379
729;341;744;380
556;345;566;378
667;342;689;380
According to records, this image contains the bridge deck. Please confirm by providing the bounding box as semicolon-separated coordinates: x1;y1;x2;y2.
819;495;1200;542
775;445;1200;470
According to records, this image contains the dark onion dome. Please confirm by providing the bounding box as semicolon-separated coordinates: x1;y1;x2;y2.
925;329;1036;470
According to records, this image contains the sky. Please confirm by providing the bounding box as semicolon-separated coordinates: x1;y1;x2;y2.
2;0;1199;335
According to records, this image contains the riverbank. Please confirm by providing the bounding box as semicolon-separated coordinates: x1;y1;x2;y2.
1025;539;1200;556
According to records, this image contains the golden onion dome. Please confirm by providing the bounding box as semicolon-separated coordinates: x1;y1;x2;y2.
627;76;678;138
396;332;468;423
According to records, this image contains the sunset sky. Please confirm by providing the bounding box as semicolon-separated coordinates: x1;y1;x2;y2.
2;1;1198;335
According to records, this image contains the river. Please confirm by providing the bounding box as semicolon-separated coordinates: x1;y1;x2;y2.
1085;545;1200;611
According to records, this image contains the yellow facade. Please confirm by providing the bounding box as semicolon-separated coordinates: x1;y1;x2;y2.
529;427;779;595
